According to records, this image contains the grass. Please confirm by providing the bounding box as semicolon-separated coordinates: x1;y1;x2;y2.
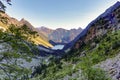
0;21;53;48
32;30;120;80
32;37;53;48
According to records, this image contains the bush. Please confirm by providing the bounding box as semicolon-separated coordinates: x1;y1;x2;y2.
94;37;100;43
83;67;110;80
112;41;120;49
81;55;111;80
106;36;111;42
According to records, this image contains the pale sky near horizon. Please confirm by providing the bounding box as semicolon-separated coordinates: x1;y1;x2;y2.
6;0;119;30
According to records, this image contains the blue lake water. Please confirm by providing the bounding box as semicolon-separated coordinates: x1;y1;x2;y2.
52;45;64;50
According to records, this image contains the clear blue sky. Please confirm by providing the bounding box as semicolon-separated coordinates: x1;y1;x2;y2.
6;0;119;29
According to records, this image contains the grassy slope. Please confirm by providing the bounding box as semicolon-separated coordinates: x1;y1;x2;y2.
32;37;53;47
32;30;120;80
0;26;44;79
0;21;53;48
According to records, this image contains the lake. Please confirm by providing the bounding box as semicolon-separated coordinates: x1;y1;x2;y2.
52;45;64;50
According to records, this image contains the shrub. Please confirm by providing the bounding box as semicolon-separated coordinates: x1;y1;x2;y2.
112;41;120;49
106;36;111;42
94;37;100;43
83;67;110;80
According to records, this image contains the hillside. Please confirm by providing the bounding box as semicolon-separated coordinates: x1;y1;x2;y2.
36;26;82;43
1;1;120;80
31;1;120;80
0;22;42;79
0;12;53;48
64;1;120;51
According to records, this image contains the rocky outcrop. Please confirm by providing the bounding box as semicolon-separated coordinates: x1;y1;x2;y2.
95;53;120;80
63;1;120;51
0;43;12;53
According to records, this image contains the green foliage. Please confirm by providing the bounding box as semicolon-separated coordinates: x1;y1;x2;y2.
0;24;40;79
0;0;11;12
0;16;119;80
8;24;38;41
0;16;8;24
83;67;110;80
80;55;110;80
33;30;120;80
112;40;120;49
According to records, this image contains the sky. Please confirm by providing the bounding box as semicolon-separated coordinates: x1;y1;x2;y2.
6;0;119;29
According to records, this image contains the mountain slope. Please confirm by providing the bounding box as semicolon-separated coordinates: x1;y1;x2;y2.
36;26;53;38
18;18;52;47
0;12;53;47
64;1;120;51
36;27;82;43
30;1;120;80
1;1;120;80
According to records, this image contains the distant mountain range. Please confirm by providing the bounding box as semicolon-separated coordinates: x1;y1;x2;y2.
0;11;83;47
36;26;82;43
1;1;120;80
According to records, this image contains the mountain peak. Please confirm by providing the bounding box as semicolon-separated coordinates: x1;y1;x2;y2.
20;18;26;22
99;1;120;18
63;1;120;50
56;28;66;30
115;1;120;5
109;1;120;11
40;26;53;30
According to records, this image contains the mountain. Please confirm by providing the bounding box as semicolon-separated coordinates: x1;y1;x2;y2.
19;18;51;47
0;12;53;48
30;2;120;80
59;1;120;80
19;18;35;30
36;27;82;43
64;1;120;51
36;26;53;37
1;1;120;80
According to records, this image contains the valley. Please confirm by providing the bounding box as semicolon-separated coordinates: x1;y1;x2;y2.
0;0;120;80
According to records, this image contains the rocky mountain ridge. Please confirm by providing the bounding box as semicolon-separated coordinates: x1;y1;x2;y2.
64;1;120;51
36;26;82;43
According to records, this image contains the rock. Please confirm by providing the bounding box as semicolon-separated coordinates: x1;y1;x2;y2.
95;53;120;80
90;42;96;49
116;72;120;80
0;43;12;53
